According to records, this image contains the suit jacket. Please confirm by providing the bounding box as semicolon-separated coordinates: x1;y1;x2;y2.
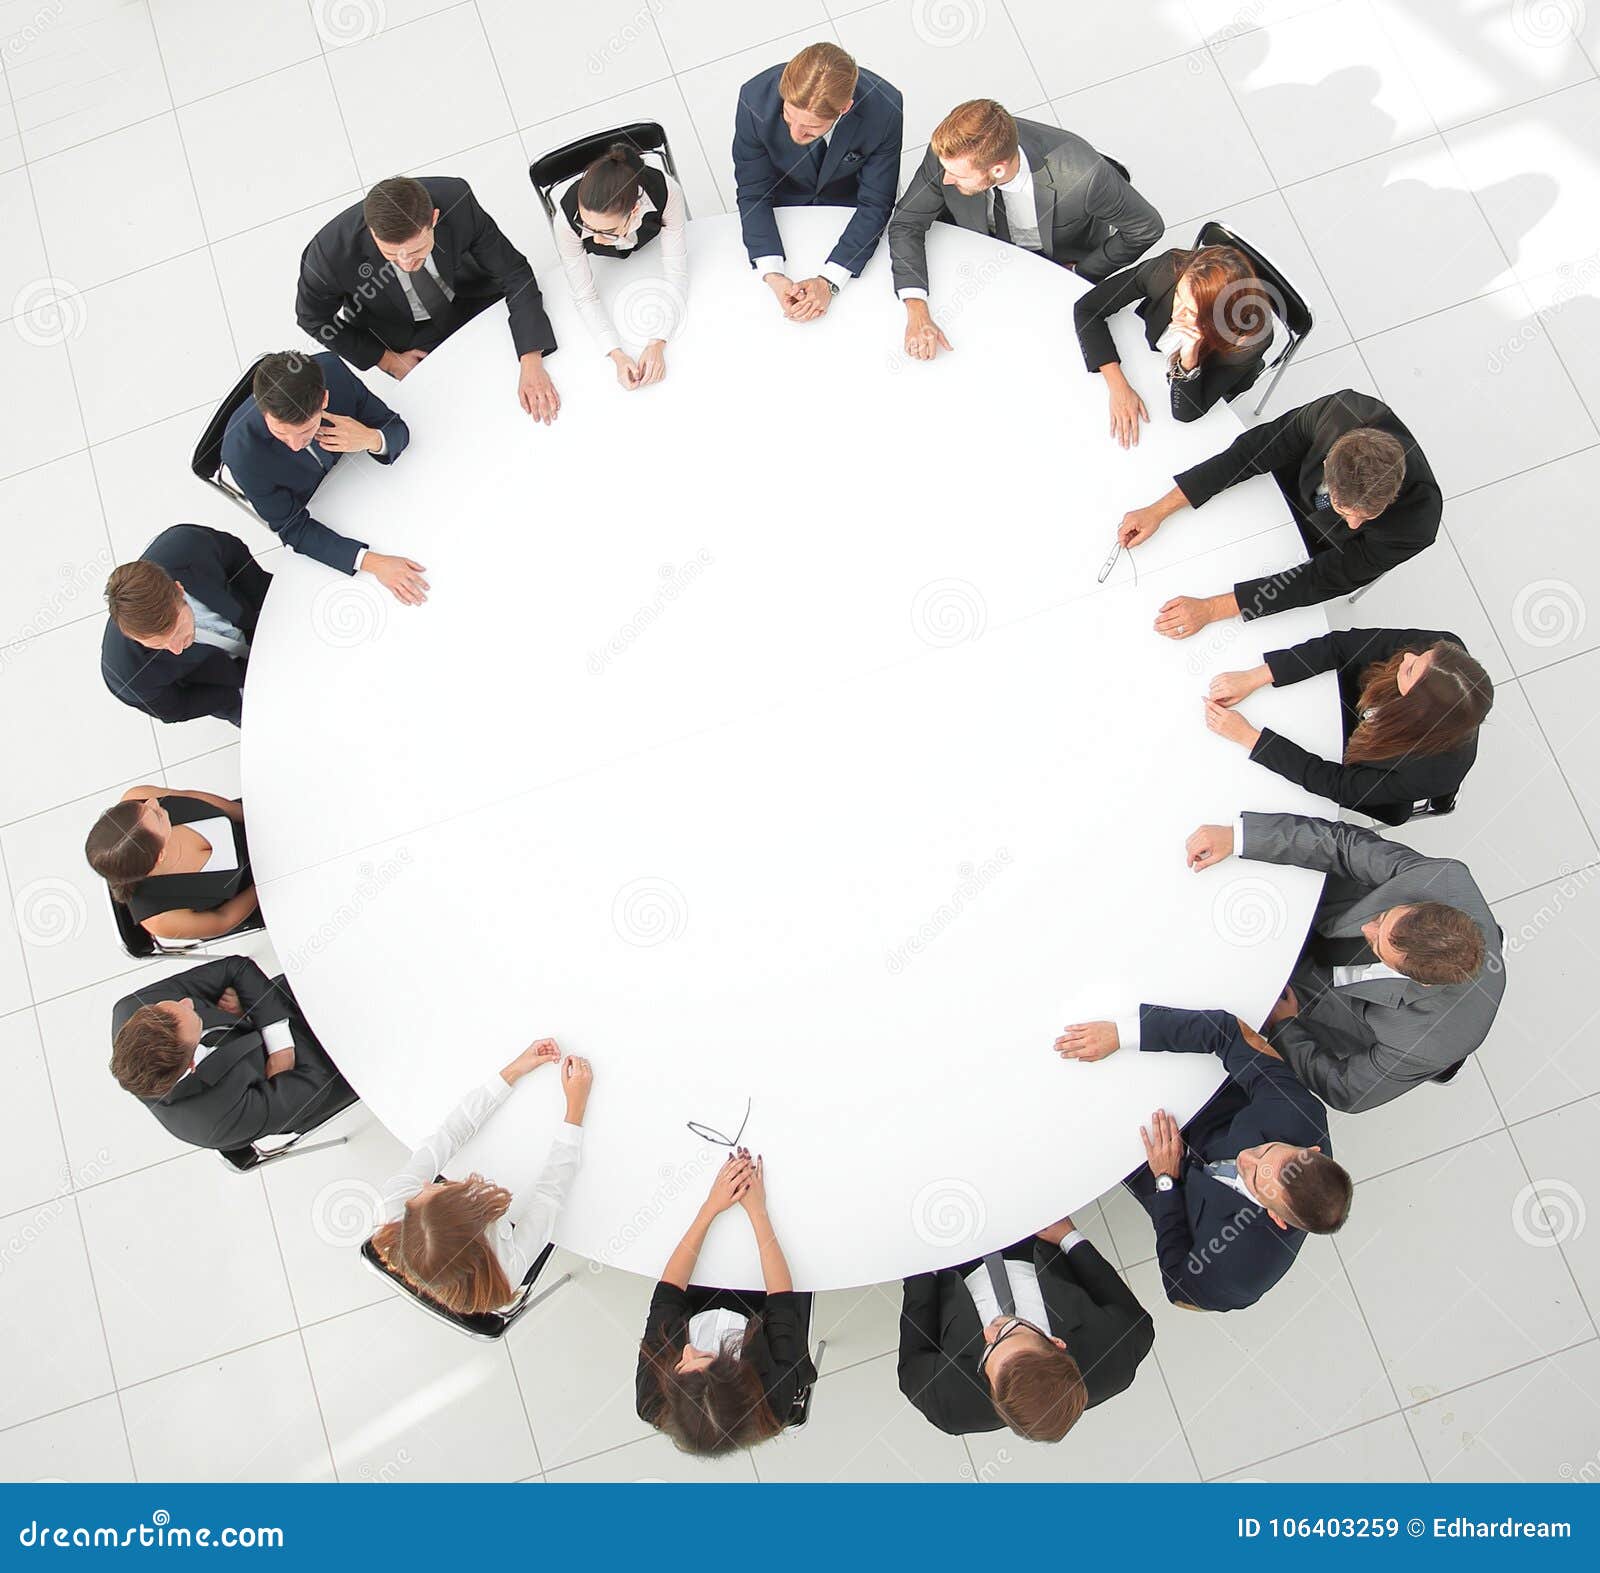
221;351;408;575
732;63;904;278
295;176;556;370
1132;1004;1331;1312
100;524;270;727
897;1237;1154;1435
1242;811;1505;1111
888;119;1163;292
110;956;354;1151
1174;390;1442;618
1253;626;1481;824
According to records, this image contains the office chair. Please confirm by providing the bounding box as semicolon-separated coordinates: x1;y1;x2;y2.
191;357;267;514
359;1236;574;1342
217;1101;352;1174
107;887;264;962
528;122;683;225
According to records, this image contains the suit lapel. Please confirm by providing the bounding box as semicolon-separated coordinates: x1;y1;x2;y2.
1027;152;1059;260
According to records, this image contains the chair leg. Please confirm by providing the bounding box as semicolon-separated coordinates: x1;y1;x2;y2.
1252;336;1301;417
524;1271;573;1313
276;1135;350;1162
812;1337;827;1376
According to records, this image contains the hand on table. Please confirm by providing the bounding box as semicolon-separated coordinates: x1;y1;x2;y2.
1036;1215;1076;1245
1204;697;1260;749
788;277;833;321
1107;380;1149;448
904;302;951;361
518;353;561;424
1208;668;1268;707
362;551;429;605
1141;1110;1184;1182
763;273;803;317
705;1151;754;1214
736;1149;767;1214
1117;504;1164;549
378;348;427;380
1185;823;1235;871
504;1038;562;1083
635;340;667;385
562;1054;593;1123
1053;1021;1121;1062
1154;595;1216;640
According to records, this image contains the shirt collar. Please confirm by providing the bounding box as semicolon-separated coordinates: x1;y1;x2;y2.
997;145;1033;194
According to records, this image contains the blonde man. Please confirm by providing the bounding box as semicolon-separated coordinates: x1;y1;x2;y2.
889;99;1162;360
733;41;903;322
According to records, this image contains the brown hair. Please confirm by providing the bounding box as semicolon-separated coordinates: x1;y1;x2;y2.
931;99;1018;170
1390;903;1485;985
575;143;645;218
1324;427;1407;518
106;560;183;640
640;1333;784;1456
363;176;434;243
1181;245;1275;361
252;351;325;425
989;1342;1087;1442
1346;643;1494;766
1277;1151;1353;1235
779;41;858;119
371;1178;516;1316
85;800;163;905
111;1004;190;1099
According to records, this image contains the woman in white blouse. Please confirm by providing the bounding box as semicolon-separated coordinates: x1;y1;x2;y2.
553;144;689;391
369;1039;593;1316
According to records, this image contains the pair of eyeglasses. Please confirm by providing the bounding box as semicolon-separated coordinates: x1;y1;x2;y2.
975;1316;1048;1377
1097;538;1140;586
686;1096;751;1150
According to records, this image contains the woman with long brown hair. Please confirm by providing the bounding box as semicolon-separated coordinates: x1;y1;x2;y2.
635;1150;815;1456
1205;627;1494;824
370;1040;593;1315
1073;244;1276;446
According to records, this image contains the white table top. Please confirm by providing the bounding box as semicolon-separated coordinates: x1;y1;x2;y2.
242;208;1340;1291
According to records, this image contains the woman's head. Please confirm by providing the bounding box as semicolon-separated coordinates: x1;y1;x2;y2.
644;1333;783;1455
575;144;646;240
1173;246;1275;361
370;1176;515;1316
1347;640;1494;765
85;798;169;904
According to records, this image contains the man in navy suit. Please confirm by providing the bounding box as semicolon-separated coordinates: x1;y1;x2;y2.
101;524;270;727
1054;1006;1352;1312
732;41;902;323
222;350;427;605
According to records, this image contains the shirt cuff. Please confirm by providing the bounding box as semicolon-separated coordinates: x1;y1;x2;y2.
261;1019;294;1055
351;547;368;573
553;1120;584;1147
898;287;929;302
819;260;852;289
754;256;785;278
1058;1230;1089;1255
371;429;386;456
1115;1014;1142;1053
1234;814;1248;858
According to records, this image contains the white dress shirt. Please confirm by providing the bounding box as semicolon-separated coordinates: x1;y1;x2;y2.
183;593;249;659
687;1306;749;1354
754;123;854;291
182;1012;293;1082
963;1233;1089;1329
187;814;239;874
899;147;1041;302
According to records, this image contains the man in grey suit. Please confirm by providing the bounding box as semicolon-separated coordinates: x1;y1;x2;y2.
1184;812;1504;1113
889;98;1163;361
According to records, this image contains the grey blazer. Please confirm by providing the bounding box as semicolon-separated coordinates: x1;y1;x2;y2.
1242;812;1505;1114
887;119;1163;293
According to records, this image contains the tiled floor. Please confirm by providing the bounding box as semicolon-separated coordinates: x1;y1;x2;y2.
2;0;1599;1484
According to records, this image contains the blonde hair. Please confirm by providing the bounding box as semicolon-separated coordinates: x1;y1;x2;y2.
779;42;858;118
931;99;1018;169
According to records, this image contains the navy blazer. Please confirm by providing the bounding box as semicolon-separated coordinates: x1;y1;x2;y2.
1135;1005;1332;1313
221;352;409;575
101;524;269;727
732;62;903;276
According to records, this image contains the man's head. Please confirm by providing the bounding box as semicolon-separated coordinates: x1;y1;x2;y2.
111;998;204;1100
362;175;439;271
978;1315;1087;1441
930;99;1020;195
779;41;858;143
105;561;194;655
1237;1143;1352;1234
252;351;329;451
1323;427;1407;529
1362;903;1486;985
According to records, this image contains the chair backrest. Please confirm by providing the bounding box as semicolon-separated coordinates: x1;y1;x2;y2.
784;1294;820;1429
359;1236;557;1341
1193;220;1314;340
527;122;679;223
192;357;267;489
108;888;159;960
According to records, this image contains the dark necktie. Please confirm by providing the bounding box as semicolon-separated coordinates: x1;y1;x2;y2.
989;187;1011;244
408;259;455;320
1307;931;1379;969
982;1252;1016;1316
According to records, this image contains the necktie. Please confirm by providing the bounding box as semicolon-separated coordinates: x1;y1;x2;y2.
983;1252;1016;1317
989;187;1011;244
1206;1158;1239;1184
408;258;455;320
1308;931;1379;969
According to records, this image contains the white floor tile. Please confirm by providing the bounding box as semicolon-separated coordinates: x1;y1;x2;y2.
1523;650;1600;868
1523;265;1600;436
0;70;22;174
0;862;29;1020
546;1428;758;1481
148;0;322;104
314;0;463;50
0;165;50;317
0;319;87;482
0;454;112;649
1509;1095;1600;1314
1216;1410;1426;1481
0;1395;133;1481
655;0;830;75
1005;0;1202;99
0;1012;69;1215
1097;1177;1156;1268
809;1277;903;1371
1188;0;1342;36
1328;1057;1504;1185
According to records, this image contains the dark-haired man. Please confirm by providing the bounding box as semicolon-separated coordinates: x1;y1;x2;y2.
101;524;269;726
1183;811;1504;1111
111;955;355;1153
221;349;426;604
295;174;560;422
1055;1005;1351;1312
898;1220;1153;1438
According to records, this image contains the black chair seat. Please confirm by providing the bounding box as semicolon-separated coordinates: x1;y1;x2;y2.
528;121;680;223
360;1236;562;1341
108;888;263;961
192;356;267;509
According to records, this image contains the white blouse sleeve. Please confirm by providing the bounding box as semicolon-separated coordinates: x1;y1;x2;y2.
658;177;690;340
554;202;619;355
378;1075;512;1222
504;1123;585;1255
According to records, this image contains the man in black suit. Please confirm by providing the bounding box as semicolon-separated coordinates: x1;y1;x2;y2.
1118;389;1442;639
101;524;269;727
111;956;355;1153
296;175;560;423
898;1220;1154;1438
221;350;426;604
1055;1005;1352;1312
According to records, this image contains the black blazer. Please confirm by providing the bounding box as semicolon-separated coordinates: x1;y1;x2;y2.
123;794;252;929
1174;390;1442;618
1073;249;1266;421
100;525;269;727
1131;1005;1331;1312
295;176;556;370
635;1282;816;1428
110;956;353;1151
1253;626;1481;825
897;1237;1154;1436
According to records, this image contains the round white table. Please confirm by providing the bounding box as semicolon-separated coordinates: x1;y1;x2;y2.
243;209;1340;1291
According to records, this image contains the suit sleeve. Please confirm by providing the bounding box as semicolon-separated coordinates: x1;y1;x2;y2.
1145;1176;1220;1310
210;1059;346;1147
887;150;948;296
209;529;273;629
1270;1013;1416;1115
636;1280;691;1421
1240;810;1430;886
295;237;386;370
1233;518;1419;620
1072;257;1155;371
1073;159;1164;283
1174;398;1317;510
825;96;904;277
217;955;277;1017
732;101;785;267
1266;626;1456;689
1169;350;1263;423
896;1273;950;1428
349;378;410;466
1248;727;1418;815
104;658;243;727
231;451;367;575
756;1291;818;1417
1054;1239;1150;1328
459;186;557;358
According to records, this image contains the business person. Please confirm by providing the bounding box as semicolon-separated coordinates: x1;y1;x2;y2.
1118;390;1441;638
1206;628;1494;825
554;143;688;389
101;525;269;727
1073;245;1275;445
369;1041;592;1316
1185;813;1505;1111
85;785;256;945
636;1150;815;1455
897;1221;1153;1439
1054;1007;1351;1312
733;41;903;322
891;99;1163;361
296;174;560;422
221;350;424;604
111;955;355;1152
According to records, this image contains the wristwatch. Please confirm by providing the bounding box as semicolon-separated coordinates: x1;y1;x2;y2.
1155;1174;1176;1193
825;278;840;295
